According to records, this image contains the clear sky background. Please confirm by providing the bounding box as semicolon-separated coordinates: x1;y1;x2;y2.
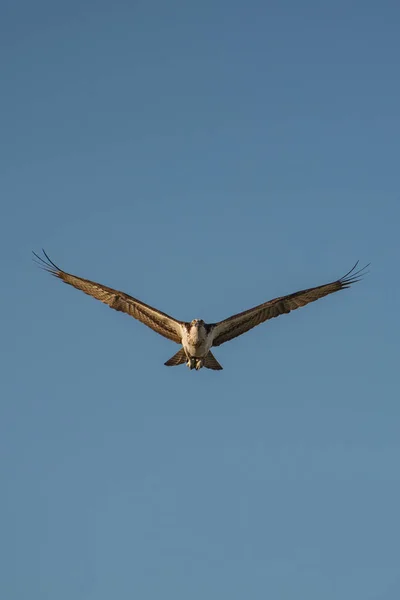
1;1;399;598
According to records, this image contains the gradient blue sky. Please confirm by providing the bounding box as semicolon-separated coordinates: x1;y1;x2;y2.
2;1;400;598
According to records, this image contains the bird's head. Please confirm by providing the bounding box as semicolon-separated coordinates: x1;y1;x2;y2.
190;319;204;327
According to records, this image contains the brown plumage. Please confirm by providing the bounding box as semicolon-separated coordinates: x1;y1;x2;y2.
210;262;369;347
32;250;183;344
33;250;368;371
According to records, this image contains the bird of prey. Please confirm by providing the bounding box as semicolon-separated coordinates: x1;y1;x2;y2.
33;250;368;371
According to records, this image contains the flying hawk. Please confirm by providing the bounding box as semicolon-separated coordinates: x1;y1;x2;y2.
33;250;368;371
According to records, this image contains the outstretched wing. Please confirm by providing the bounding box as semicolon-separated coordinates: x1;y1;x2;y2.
33;249;183;343
211;262;369;347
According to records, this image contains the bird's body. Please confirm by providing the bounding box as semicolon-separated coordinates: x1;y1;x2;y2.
33;250;368;371
180;320;214;370
183;321;209;355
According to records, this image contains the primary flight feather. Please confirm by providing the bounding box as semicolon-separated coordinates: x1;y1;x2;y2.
33;250;368;371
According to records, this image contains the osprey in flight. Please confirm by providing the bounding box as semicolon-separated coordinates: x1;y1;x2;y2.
33;250;368;371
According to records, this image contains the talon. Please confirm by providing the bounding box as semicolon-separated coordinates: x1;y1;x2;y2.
195;359;203;370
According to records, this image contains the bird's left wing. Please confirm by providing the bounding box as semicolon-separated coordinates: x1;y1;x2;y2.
33;250;183;343
211;262;368;347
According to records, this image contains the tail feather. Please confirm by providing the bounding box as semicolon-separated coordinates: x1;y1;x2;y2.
164;348;187;367
204;351;223;370
165;348;223;370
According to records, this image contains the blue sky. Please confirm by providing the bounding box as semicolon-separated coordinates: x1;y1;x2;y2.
1;1;400;598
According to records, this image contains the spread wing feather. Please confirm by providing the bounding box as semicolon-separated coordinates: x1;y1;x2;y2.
211;262;369;347
33;250;183;343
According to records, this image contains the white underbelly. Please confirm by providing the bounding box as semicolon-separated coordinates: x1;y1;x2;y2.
184;339;211;358
181;323;214;358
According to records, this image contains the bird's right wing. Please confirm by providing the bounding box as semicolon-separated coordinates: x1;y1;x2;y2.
33;250;184;343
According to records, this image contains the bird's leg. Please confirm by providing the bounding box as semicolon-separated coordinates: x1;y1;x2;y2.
187;357;196;369
195;359;204;370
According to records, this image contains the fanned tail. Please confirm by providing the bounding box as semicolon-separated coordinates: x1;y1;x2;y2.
164;348;187;367
204;351;223;370
164;349;223;370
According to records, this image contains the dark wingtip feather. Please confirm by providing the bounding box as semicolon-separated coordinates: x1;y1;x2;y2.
32;249;63;276
340;261;370;288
